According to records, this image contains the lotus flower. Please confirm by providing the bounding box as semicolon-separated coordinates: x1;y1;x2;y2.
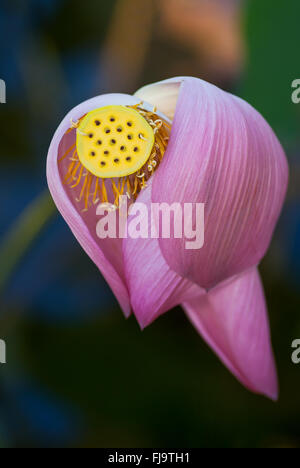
47;77;288;400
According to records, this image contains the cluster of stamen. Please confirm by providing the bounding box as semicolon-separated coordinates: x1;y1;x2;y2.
60;103;170;212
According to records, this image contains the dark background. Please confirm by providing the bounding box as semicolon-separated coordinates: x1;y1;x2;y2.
0;0;300;448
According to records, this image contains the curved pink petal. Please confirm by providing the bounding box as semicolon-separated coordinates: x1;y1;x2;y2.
183;267;278;400
47;93;144;317
135;80;181;121
146;77;288;289
123;182;204;328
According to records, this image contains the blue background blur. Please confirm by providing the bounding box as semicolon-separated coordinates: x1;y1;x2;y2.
0;0;300;448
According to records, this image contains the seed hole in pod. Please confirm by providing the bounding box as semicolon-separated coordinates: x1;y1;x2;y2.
104;128;111;134
126;156;132;162
117;126;123;132
120;145;126;151
127;121;133;127
100;161;106;166
110;117;116;122
97;140;102;145
110;139;116;145
90;151;96;157
134;147;139;152
127;134;133;140
114;158;120;164
95;120;101;126
104;150;109;156
89;133;94;139
139;133;144;139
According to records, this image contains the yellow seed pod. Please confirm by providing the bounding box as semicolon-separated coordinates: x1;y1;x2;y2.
76;105;155;178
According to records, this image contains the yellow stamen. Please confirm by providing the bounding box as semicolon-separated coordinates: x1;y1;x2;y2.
93;178;99;204
76;105;155;179
59;143;76;162
71;165;84;188
71;162;81;181
76;173;89;202
60;103;170;211
102;179;108;203
63;160;76;183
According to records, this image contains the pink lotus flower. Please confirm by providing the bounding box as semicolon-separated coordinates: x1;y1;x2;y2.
47;77;288;400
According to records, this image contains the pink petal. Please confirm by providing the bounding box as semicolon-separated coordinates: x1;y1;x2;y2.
47;94;143;317
123;182;204;328
148;77;288;289
135;79;181;120
183;267;278;400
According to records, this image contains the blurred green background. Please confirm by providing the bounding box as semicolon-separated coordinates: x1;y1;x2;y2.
0;0;300;448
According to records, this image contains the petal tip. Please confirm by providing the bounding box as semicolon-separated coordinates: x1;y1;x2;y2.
263;379;279;402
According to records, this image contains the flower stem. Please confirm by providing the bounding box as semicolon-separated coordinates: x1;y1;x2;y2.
0;191;56;292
